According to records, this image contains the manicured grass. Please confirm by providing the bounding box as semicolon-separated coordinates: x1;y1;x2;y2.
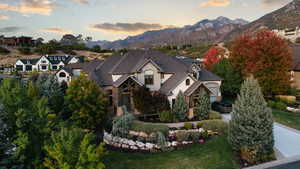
272;109;300;131
104;136;239;169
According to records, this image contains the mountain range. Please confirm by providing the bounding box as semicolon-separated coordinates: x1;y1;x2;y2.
89;0;300;49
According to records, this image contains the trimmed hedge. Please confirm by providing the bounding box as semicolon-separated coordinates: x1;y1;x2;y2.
209;112;222;120
131;121;169;137
183;122;194;130
197;120;228;135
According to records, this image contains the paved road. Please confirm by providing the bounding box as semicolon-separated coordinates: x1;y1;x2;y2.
222;114;300;158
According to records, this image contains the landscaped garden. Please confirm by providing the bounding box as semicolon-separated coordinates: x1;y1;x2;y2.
104;136;239;169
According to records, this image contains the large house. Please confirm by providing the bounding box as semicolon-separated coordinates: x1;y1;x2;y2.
15;55;82;72
56;50;222;116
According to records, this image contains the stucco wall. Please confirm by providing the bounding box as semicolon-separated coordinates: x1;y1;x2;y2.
292;71;300;89
136;62;161;91
168;75;195;106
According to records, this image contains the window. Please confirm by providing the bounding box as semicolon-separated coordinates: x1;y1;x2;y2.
41;60;47;64
172;99;176;107
59;72;66;77
59;65;63;69
25;65;32;71
144;70;154;85
16;65;23;71
186;79;190;86
41;65;47;70
52;65;57;70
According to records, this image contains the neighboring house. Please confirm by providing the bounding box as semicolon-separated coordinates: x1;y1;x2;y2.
56;50;222;116
0;36;35;46
15;55;82;72
291;44;300;88
273;28;300;42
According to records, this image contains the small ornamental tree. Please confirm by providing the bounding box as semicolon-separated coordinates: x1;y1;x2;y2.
172;91;188;121
194;91;211;120
203;46;225;70
44;128;105;169
65;75;108;132
212;58;243;97
230;29;292;95
229;77;274;162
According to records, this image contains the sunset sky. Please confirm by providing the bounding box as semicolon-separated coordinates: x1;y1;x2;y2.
0;0;293;41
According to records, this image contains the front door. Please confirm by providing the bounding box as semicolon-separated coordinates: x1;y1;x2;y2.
121;93;131;111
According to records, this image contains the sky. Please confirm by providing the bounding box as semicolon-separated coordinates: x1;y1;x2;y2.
0;0;293;41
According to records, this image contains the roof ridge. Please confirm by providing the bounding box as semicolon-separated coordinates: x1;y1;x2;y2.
109;53;128;74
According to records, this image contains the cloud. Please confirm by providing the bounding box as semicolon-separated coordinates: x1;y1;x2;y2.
0;26;22;33
0;0;58;16
261;0;290;8
88;22;173;34
0;15;9;20
41;27;73;34
71;0;89;4
200;0;231;7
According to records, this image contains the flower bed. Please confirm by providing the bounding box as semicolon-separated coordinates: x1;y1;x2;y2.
104;128;209;152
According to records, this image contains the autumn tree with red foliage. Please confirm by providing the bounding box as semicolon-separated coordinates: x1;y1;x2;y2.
230;29;292;95
203;46;225;70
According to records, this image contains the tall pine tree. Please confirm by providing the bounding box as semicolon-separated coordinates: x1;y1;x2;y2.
229;77;274;157
194;91;210;120
172;91;188;121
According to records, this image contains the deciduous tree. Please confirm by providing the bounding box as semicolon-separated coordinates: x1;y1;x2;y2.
65;75;108;132
230;29;292;95
203;46;225;70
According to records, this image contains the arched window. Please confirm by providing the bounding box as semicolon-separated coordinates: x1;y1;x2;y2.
144;70;154;85
186;79;190;86
59;72;66;77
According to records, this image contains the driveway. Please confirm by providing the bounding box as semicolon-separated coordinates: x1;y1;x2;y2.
222;114;300;158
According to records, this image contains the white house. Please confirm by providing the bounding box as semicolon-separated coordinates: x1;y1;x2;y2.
15;55;82;72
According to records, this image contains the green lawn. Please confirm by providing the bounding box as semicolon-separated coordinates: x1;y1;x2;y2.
104;136;239;169
272;109;300;131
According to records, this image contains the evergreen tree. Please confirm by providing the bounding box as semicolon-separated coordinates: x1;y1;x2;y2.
172;91;188;121
212;58;243;97
44;128;105;169
194;91;210;120
36;73;64;113
228;77;274;158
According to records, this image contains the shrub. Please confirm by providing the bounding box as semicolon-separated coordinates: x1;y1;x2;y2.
198;120;228;135
131;121;169;137
183;122;194;130
156;132;167;148
200;130;209;139
188;132;200;142
159;110;175;123
267;101;286;111
175;131;189;142
112;113;135;137
240;146;276;165
275;95;296;104
209;112;222;120
196;122;203;128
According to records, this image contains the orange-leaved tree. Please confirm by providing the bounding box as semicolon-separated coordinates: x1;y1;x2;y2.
203;46;225;70
230;29;292;95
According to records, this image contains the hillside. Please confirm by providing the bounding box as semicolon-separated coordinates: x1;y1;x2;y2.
225;0;300;40
98;17;248;49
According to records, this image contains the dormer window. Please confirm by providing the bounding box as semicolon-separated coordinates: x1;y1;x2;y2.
144;70;154;85
186;79;190;86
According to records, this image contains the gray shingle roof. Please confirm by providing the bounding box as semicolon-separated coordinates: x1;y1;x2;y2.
62;59;104;75
19;58;39;65
198;69;222;81
184;81;213;96
72;50;221;92
113;75;143;87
